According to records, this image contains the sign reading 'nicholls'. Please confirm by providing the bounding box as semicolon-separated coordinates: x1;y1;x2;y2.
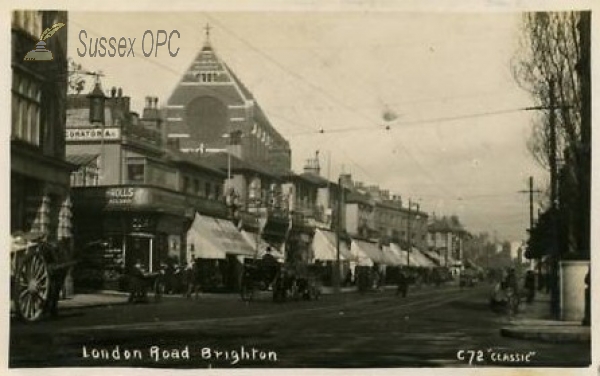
66;128;121;141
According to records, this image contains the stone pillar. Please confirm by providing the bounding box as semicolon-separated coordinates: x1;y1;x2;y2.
559;260;589;321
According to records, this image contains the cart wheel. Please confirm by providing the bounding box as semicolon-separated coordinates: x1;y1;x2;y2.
13;251;51;322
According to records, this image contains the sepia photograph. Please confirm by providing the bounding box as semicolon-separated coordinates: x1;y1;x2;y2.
8;4;593;369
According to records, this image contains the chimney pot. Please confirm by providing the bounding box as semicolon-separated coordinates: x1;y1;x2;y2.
111;87;116;97
117;88;123;97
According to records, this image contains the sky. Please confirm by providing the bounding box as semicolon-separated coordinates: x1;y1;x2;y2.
68;11;549;242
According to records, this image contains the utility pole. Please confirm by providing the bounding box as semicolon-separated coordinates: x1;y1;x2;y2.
406;199;412;267
335;174;343;293
519;176;542;234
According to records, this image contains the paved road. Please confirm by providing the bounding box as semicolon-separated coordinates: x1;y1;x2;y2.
10;284;590;368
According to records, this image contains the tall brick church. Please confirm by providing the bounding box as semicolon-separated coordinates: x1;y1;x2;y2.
165;28;291;175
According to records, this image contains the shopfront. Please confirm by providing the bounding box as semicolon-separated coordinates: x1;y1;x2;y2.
72;185;192;291
186;212;257;292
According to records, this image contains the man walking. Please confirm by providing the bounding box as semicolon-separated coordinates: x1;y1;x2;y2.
396;268;409;298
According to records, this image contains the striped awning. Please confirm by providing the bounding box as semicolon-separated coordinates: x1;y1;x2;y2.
186;213;227;260
311;229;352;261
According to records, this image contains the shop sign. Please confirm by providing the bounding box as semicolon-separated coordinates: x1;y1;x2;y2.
66;128;121;141
106;187;136;205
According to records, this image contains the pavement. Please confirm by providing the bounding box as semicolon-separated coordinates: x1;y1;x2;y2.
57;285;363;310
500;291;590;343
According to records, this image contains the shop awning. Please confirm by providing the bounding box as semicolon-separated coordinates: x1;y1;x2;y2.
421;249;444;266
390;243;420;266
351;239;387;266
381;245;403;266
240;230;285;261
214;218;256;258
311;229;352;261
186;213;227;259
410;248;437;268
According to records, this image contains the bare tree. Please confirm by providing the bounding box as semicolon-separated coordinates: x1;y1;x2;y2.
67;58;86;94
513;11;590;258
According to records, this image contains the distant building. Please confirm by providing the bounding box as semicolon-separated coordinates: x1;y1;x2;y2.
427;215;467;266
510;241;524;263
164;31;291;175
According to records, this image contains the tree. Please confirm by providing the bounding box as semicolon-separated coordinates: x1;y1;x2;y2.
67;58;86;94
513;12;590;259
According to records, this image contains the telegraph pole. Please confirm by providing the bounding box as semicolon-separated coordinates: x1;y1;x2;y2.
406;199;412;267
519;176;542;234
334;174;344;293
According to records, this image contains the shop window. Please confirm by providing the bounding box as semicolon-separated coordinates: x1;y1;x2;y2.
12;72;41;146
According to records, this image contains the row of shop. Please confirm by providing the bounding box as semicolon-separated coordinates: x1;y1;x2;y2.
70;184;463;292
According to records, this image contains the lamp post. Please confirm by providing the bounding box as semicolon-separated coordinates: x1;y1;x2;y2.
87;75;106;180
223;130;242;211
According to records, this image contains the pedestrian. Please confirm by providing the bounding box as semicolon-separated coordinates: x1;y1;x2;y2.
343;268;353;287
192;257;203;298
261;247;279;290
129;259;147;303
185;258;201;299
524;270;536;303
396;268;408;298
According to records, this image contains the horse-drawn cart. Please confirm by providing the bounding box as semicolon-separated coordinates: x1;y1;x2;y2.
240;259;322;303
10;232;75;322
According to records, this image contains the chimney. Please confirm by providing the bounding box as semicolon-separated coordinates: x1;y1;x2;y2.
339;173;353;189
303;151;320;176
143;96;160;120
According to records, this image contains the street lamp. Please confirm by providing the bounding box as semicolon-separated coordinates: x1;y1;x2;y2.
87;75;106;181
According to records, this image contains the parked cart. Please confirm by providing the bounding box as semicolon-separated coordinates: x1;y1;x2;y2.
10;232;75;322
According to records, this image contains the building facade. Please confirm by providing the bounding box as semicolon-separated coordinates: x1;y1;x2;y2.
165;34;292;175
66;88;228;289
11;10;73;242
427;215;467;267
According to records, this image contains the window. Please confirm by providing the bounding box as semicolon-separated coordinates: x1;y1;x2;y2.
183;176;190;193
70;159;99;187
214;184;221;200
205;182;211;198
194;179;200;195
127;157;145;183
12;72;41;146
13;11;42;38
199;71;219;83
